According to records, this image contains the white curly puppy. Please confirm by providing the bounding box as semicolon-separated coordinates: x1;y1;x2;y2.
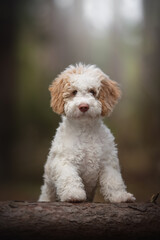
39;63;135;203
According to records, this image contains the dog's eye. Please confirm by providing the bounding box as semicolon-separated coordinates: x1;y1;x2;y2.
89;89;96;96
72;90;77;96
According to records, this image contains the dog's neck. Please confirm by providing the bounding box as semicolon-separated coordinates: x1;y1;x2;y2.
62;115;103;130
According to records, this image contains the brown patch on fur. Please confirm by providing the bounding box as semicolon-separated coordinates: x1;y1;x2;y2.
49;75;70;114
98;76;121;116
49;64;88;115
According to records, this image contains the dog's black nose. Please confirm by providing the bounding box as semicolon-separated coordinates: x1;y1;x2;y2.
79;104;89;112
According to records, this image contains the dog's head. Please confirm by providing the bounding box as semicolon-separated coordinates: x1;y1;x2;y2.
49;63;121;118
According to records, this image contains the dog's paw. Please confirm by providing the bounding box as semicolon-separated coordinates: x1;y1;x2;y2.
61;188;87;202
109;191;136;203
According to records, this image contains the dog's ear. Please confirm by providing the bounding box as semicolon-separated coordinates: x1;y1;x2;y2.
98;73;121;116
49;75;67;115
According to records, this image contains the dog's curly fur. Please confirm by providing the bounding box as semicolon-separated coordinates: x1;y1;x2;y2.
39;63;135;203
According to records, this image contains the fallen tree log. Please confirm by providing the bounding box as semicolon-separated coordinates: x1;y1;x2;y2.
0;201;160;240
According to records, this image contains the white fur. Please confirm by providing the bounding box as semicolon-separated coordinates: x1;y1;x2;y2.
39;64;135;203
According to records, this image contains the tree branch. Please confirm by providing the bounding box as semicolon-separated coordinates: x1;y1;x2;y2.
0;201;160;240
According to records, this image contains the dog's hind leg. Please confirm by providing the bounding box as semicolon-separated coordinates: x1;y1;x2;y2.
38;182;56;202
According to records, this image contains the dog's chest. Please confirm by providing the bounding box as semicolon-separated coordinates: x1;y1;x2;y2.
75;131;102;172
58;118;109;170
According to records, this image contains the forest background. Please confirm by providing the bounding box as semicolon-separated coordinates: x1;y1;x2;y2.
0;0;160;202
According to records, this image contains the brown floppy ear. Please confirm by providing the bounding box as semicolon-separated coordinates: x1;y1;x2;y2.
98;75;121;116
49;75;67;115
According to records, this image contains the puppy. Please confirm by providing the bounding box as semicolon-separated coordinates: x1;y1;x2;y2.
39;63;135;203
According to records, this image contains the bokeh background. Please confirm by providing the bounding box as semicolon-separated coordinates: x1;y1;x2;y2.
1;0;160;202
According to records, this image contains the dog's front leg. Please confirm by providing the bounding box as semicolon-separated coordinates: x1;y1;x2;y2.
54;162;86;202
99;157;135;203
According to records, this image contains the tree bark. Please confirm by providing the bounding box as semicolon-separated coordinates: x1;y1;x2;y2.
0;201;159;240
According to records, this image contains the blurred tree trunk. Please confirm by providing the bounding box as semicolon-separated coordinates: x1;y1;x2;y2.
0;0;18;181
0;201;160;240
142;0;160;147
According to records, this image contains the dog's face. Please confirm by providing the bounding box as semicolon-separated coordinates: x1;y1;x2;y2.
49;64;121;118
